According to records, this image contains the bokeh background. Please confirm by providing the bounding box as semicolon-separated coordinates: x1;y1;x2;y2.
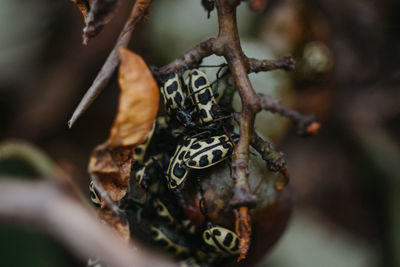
1;0;399;266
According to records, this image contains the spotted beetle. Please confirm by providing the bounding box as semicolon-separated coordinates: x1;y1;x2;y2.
134;153;166;190
149;224;191;258
165;137;196;189
164;134;234;190
184;134;233;169
160;70;222;134
180;219;197;236
160;73;186;115
152;197;197;235
133;122;156;165
152;197;176;226
160;73;199;131
89;180;101;207
202;225;239;256
184;69;217;125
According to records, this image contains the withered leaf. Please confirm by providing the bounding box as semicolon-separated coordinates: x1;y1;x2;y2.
71;0;91;19
108;47;159;148
88;145;132;243
88;47;158;239
83;0;119;44
89;146;133;203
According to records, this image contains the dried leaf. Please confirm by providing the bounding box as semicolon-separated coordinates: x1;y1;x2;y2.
87;47;158;239
88;145;133;242
108;47;159;148
83;0;119;44
71;0;91;19
89;146;133;203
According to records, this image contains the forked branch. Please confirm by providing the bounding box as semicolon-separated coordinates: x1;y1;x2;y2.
154;0;320;260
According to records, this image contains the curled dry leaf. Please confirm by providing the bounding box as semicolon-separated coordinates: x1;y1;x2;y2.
88;146;132;244
88;47;158;241
108;47;159;148
83;0;119;44
89;146;133;203
72;0;91;19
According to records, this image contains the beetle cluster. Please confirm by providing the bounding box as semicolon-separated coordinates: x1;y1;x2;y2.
161;69;235;190
89;69;241;266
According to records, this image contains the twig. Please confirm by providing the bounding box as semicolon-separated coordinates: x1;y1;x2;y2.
68;0;152;128
256;93;320;135
250;130;286;172
249;131;290;190
152;38;217;82
0;178;176;267
91;174;122;216
247;55;295;73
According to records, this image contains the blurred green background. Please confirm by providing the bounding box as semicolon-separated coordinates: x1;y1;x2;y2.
1;0;399;266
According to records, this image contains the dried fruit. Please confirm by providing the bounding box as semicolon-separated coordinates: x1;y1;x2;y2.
180;153;293;266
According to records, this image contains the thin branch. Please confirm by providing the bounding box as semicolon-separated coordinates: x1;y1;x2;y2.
152;38;217;82
256;93;321;135
250;130;290;190
247;55;295;73
0;178;176;267
68;0;152;128
91;174;121;216
250;130;286;172
214;0;257;207
214;0;257;260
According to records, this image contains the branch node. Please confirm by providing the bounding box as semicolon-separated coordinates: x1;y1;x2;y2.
248;54;295;73
229;185;257;208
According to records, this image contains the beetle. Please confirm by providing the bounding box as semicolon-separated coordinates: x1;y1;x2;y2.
161;70;220;131
165;137;196;189
89;180;101;207
152;197;197;236
202;225;239;256
184;134;233;169
160;72;200;131
149;224;191;258
133;122;156;165
134;154;165;190
180;219;197;236
152;197;175;225
184;69;217;125
165;134;234;190
160;73;186;114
